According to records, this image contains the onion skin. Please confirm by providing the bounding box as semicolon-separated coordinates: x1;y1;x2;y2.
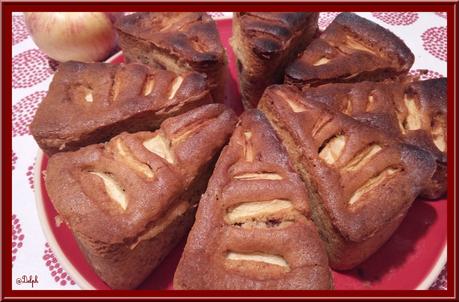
24;12;122;62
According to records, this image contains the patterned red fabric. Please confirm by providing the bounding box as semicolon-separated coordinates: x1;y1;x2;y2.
372;12;419;26
422;27;447;61
12;91;47;137
26;163;35;190
43;243;76;287
429;267;447;290
13;152;18;170
435;12;447;19
12;214;25;264
13;49;53;88
13;15;29;45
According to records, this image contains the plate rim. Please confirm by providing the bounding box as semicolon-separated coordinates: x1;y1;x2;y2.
34;149;447;291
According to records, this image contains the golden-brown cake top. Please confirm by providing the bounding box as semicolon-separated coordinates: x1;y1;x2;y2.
115;12;226;67
174;110;332;289
258;85;436;242
300;78;447;160
234;12;319;59
285;12;415;85
45;104;237;244
30;61;211;150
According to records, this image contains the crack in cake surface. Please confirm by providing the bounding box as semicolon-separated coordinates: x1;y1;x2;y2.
349;167;400;205
226;251;290;269
225;199;297;225
431;116;446;152
318;135;346;165
313;57;331;66
142;75;156;96
114;139;154;179
89;171;128;210
343;144;382;172
233;172;283;180
243;131;254;162
168;76;184;99
143;133;175;164
403;94;422;131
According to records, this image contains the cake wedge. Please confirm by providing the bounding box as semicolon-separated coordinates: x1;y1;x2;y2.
285;13;414;88
300;78;447;199
174;110;333;289
45;104;237;289
115;12;227;102
231;12;319;108
30;61;212;155
258;85;436;269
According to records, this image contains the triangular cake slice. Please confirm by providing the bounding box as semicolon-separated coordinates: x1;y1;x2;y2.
174;110;332;289
45;104;237;289
115;12;227;102
231;12;319;108
31;61;212;155
258;85;436;269
300;78;447;199
284;13;414;88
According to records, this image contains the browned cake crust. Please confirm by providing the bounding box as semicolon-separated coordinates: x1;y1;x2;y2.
285;13;414;88
231;12;319;108
300;78;447;199
174;110;333;289
258;85;436;269
115;12;227;102
45;104;237;289
30;61;212;155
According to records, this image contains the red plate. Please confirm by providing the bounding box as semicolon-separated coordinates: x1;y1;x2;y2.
35;18;447;290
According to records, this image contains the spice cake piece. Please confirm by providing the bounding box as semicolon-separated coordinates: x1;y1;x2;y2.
174;110;333;289
231;12;319;108
285;13;414;88
115;12;227;102
258;85;436;269
300;78;447;199
30;61;212;155
45;104;237;289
